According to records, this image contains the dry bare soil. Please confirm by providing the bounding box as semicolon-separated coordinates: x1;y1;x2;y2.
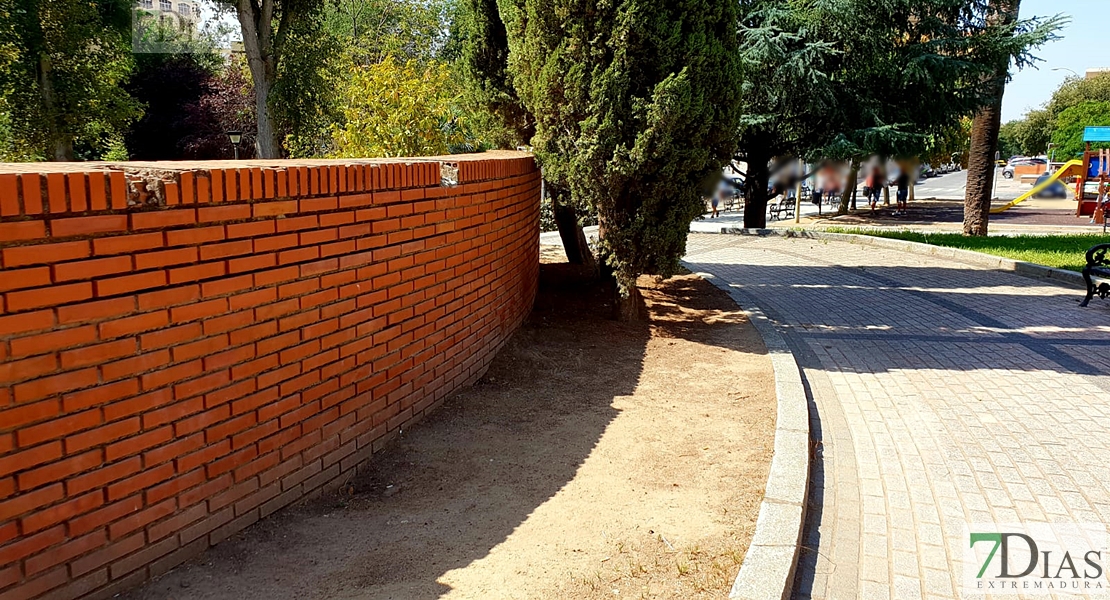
122;253;775;600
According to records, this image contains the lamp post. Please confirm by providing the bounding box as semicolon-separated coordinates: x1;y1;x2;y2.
227;130;242;160
1052;67;1079;78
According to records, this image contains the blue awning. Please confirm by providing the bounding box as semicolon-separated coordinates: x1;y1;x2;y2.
1083;126;1110;142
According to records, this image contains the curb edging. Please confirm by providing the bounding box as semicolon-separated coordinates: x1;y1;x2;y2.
683;263;810;600
719;227;1087;288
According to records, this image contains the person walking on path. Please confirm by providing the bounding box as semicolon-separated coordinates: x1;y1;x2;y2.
894;169;910;216
865;166;883;212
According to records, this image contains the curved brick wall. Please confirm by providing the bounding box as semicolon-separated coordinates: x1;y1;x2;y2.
0;153;539;600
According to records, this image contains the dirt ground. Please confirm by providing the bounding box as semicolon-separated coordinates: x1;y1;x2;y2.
122;249;776;600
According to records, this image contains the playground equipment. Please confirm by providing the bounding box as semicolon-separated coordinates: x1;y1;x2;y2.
1073;126;1110;217
989;159;1083;213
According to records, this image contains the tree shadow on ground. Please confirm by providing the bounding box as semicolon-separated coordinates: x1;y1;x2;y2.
119;263;768;600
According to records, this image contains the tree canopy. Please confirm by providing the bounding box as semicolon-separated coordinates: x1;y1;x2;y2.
0;0;140;160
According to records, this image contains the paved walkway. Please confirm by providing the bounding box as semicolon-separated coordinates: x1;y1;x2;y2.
682;234;1110;600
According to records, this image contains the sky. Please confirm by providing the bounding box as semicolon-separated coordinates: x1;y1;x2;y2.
1002;0;1102;122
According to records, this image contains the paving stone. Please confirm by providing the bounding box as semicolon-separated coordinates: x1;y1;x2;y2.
683;234;1110;600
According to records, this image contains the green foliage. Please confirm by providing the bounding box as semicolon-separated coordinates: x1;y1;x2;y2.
1051;101;1110;160
456;0;531;148
329;55;479;158
0;0;141;160
1004;73;1110;157
505;0;742;287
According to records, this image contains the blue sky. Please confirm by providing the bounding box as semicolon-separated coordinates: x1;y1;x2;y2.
1003;0;1100;122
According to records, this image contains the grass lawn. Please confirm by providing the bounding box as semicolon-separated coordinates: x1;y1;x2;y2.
824;229;1110;272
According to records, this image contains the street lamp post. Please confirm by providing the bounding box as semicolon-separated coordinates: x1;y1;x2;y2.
227;130;242;160
1052;67;1080;78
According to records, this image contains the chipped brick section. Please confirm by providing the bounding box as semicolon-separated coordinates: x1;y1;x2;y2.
0;154;540;600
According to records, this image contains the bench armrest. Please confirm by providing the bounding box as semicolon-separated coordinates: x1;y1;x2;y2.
1086;244;1110;267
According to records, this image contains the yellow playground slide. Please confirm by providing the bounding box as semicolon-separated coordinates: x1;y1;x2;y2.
990;159;1083;214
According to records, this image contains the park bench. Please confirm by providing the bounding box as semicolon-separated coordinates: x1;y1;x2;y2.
1081;243;1110;307
768;199;796;221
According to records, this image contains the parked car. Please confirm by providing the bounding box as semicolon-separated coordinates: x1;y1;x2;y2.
921;164;937;178
1002;159;1037;179
1032;173;1068;199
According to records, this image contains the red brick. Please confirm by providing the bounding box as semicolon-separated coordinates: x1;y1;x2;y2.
24;530;106;576
0;442;61;477
0;482;62;522
252;200;297;217
16;409;100;447
8;326;94;357
201;273;252;297
88;171;108;210
134;246;198;270
138;284;200;310
0;353;57;384
228;252;276;273
69;529;143;576
63;378;139;412
109;171;127;209
68;458;142;497
200;239;252;261
197;204;250;223
67;494;142;537
201;310;255;336
140;322;201;350
6;281;92;311
102;388;172;421
0;524;63;567
140;359;202;391
95;270;168;297
13;367;98;403
50;214;128;238
0;266;51;292
253;232;298;253
0;220;47;242
174;369;230;401
171;334;228;362
17;449;101;491
168;261;226;284
170;297;228;323
106;461;173;501
101;349;171;382
3;240;90;267
226;220;275;239
0;173;17;216
131;209;197;230
105;426;173;464
108;497;174;540
165;225;225;246
20;173;43;214
65;417;141;454
60;338;136;369
92;231;164;255
20;489;103;534
58;297;135;324
0;399;60;430
98;310;169;339
143;433;203;470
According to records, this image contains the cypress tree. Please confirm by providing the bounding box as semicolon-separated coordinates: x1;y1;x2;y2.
507;0;742;317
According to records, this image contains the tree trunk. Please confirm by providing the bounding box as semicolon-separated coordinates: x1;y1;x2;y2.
550;185;596;271
837;159;859;215
237;0;283;159
613;283;643;321
38;54;73;161
743;152;771;229
963;0;1020;236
